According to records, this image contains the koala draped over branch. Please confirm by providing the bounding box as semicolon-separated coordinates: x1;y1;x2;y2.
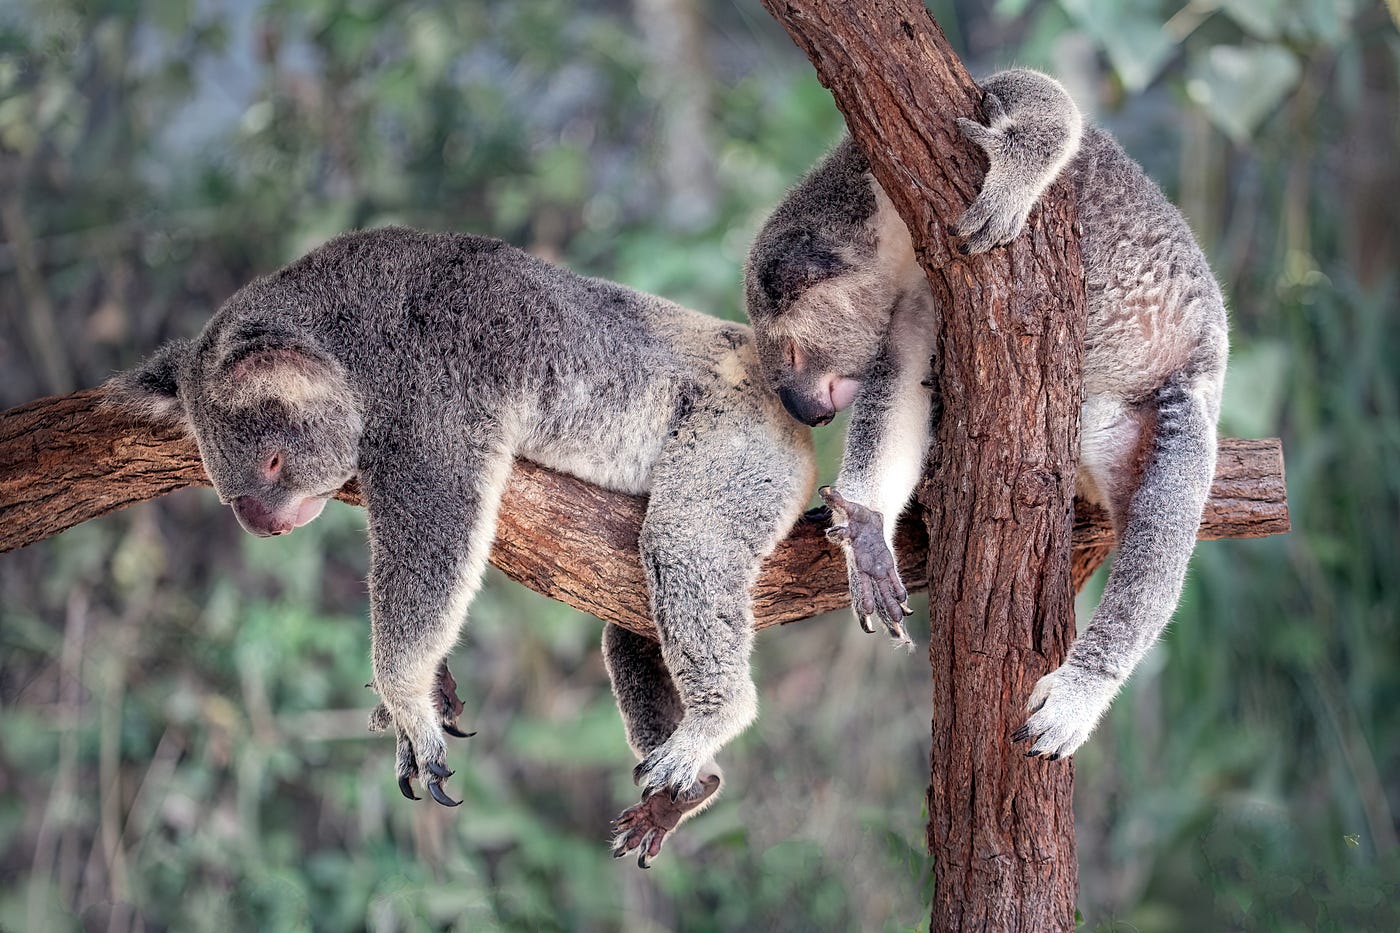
745;69;1228;760
108;226;815;867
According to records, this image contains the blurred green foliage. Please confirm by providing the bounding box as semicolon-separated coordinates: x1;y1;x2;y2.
1;0;1397;930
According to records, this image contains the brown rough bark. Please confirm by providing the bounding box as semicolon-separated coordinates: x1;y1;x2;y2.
760;1;1081;928
1;387;1286;637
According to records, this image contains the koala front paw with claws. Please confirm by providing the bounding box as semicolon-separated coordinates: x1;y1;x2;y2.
369;662;475;806
955;92;1036;255
1013;664;1121;760
819;487;913;645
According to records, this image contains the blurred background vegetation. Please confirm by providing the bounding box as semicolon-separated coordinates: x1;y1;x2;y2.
1;0;1396;929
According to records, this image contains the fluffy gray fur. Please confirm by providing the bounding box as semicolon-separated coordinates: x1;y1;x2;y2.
744;69;1228;760
107;226;814;866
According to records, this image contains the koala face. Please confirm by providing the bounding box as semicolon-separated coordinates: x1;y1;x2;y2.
745;237;892;427
188;386;360;537
109;320;363;537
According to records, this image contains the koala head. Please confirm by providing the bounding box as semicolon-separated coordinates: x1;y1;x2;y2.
744;225;891;427
107;314;363;537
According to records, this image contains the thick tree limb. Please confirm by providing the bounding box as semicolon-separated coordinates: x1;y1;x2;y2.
2;388;1287;640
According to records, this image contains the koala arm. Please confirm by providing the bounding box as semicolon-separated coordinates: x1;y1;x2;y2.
955;68;1084;254
825;324;936;642
360;422;514;805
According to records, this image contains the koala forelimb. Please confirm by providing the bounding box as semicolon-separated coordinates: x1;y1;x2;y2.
744;68;1228;761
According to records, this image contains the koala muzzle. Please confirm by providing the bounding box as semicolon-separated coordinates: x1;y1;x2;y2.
232;495;295;537
778;385;835;427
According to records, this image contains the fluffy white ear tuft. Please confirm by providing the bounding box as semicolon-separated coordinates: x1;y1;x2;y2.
102;339;192;429
220;345;345;408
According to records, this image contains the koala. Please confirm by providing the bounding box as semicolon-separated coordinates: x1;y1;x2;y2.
107;226;815;867
745;68;1228;760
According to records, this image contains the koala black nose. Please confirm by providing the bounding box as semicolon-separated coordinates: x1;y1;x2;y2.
778;385;835;427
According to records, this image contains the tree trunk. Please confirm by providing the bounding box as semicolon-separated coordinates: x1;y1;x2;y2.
760;1;1085;928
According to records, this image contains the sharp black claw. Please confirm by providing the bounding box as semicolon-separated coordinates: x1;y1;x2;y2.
426;761;454;779
1012;725;1030;743
1047;753;1061;762
399;776;420;801
1025;749;1041;758
958;243;970;256
443;724;475;739
427;782;462;807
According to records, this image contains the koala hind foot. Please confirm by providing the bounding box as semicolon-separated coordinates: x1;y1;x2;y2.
612;768;722;869
1013;663;1121;760
819;487;912;644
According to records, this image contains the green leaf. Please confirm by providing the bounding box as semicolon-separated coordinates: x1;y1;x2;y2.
1058;0;1176;91
1186;43;1301;144
1220;0;1285;40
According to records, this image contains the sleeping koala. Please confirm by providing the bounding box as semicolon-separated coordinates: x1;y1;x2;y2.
745;68;1228;760
109;226;815;867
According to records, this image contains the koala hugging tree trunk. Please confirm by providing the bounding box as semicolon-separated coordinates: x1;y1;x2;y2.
762;1;1087;929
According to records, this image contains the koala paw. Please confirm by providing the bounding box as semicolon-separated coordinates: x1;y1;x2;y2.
369;661;475;739
611;769;722;869
369;662;475;807
954;96;1033;254
1012;664;1120;760
633;736;709;801
955;190;1032;256
393;725;461;807
819;487;912;645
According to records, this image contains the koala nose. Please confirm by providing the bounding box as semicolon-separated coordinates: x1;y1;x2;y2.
778;385;835;427
232;495;295;537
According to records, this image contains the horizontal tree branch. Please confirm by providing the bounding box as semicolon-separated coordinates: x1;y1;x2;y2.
0;389;1289;637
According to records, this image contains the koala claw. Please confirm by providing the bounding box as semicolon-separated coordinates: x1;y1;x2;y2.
426;781;462;808
818;487;912;642
433;662;471;738
398;776;420;801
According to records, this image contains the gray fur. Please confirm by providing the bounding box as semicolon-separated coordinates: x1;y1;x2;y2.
744;68;1228;760
108;226;814;856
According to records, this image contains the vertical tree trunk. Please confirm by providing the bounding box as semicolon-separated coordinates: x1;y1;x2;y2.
760;2;1086;929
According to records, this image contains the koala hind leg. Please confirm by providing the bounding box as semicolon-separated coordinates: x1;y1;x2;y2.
603;623;722;867
612;401;810;865
1019;373;1219;759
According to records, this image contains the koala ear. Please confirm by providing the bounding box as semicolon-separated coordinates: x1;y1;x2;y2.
216;328;348;409
757;228;848;308
103;338;192;428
